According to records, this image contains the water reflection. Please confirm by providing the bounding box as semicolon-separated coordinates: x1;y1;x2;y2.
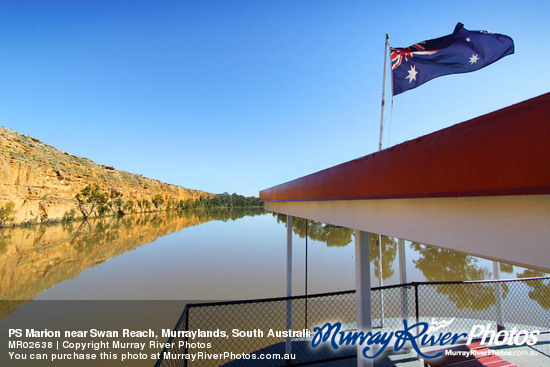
2;210;548;319
412;242;491;281
274;214;397;281
411;243;505;310
0;208;264;318
500;262;514;274
272;213;549;311
274;214;354;247
370;234;397;281
518;270;550;310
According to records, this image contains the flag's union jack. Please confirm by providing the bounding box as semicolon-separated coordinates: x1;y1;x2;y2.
390;42;438;70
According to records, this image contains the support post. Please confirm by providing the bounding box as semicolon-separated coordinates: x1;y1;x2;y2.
398;238;408;320
305;219;308;329
355;230;373;367
493;261;504;331
286;215;293;355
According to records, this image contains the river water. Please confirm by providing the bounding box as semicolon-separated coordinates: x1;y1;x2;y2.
1;208;545;311
1;208;548;366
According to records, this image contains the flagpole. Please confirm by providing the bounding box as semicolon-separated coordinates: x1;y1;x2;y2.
378;34;389;330
379;34;389;151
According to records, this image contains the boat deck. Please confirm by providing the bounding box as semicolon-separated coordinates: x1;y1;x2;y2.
322;333;550;367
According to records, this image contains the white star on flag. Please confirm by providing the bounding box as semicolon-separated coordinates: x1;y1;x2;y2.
406;65;418;83
466;37;471;42
469;54;479;64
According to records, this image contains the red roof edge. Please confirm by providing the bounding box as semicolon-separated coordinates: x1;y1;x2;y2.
260;92;550;202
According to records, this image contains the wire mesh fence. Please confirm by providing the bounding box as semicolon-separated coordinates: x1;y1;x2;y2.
155;277;550;367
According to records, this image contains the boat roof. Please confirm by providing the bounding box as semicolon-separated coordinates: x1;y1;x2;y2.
260;92;550;202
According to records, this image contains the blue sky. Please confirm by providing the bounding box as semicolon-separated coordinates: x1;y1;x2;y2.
1;0;548;196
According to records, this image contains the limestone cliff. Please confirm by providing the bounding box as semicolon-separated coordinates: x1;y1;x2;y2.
0;126;210;224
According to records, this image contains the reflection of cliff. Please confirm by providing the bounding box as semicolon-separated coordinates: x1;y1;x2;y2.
0;126;210;224
412;243;507;310
0;208;265;318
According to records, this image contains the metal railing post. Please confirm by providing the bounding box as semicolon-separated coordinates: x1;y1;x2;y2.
414;283;420;324
398;239;408;321
414;283;420;359
184;309;189;367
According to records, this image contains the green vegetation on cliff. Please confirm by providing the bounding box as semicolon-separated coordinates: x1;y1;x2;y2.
69;185;263;222
0;202;15;227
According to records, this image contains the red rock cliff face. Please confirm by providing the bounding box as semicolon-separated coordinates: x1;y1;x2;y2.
0;127;210;224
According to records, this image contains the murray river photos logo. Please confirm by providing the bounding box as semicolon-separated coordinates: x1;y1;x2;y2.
311;318;540;359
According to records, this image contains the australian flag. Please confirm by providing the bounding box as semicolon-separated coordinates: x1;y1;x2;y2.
391;23;514;95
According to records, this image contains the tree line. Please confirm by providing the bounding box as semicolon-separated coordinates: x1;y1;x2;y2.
73;185;263;220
